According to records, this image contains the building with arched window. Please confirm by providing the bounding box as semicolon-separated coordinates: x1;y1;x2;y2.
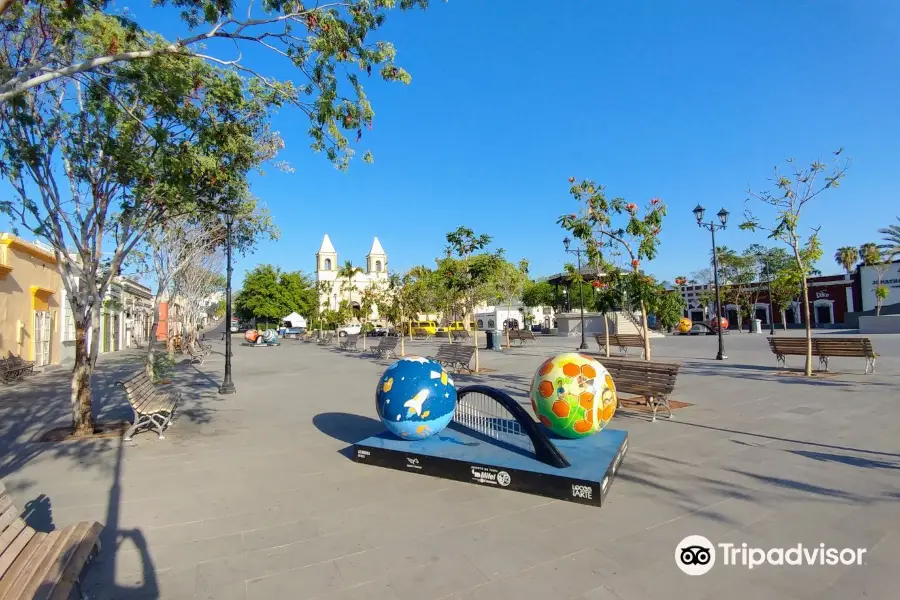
315;234;388;322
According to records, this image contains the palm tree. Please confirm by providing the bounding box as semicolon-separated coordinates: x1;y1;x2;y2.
859;243;882;266
833;246;859;274
878;217;900;261
336;261;363;322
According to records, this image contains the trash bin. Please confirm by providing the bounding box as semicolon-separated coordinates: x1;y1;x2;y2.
485;330;495;350
751;319;762;334
493;329;504;351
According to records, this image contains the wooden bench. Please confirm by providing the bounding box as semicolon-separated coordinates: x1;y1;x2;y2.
598;356;681;422
432;343;476;373
593;333;647;358
507;329;537;347
117;371;180;441
6;355;34;376
0;479;103;599
0;359;30;384
186;343;206;365
339;334;359;351
768;337;877;374
372;336;398;359
317;332;334;346
412;328;430;340
450;330;471;342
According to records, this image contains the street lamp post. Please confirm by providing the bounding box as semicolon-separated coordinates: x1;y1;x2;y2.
693;205;729;360
563;237;589;350
758;252;776;335
219;211;236;395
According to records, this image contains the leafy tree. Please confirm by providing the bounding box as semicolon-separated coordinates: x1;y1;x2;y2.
3;1;437;166
491;259;528;347
558;179;666;360
521;280;556;310
769;270;799;330
650;288;686;332
741;150;849;375
834;246;859;274
879;217;900;260
0;44;282;434
234;265;284;327
278;271;318;320
859;243;890;315
439;227;498;370
715;247;756;331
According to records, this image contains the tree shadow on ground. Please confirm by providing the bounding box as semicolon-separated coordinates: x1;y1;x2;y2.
0;350;220;492
786;449;900;470
669;419;900;458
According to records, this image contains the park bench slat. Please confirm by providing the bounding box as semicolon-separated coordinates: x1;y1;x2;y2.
0;533;44;598
591;356;680;422
31;522;102;600
372;337;398;358
0;524;38;590
117;372;180;440
0;480;101;600
15;527;77;600
768;337;876;374
593;333;648;358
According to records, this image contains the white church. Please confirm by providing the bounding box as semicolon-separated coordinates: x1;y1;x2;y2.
315;234;388;321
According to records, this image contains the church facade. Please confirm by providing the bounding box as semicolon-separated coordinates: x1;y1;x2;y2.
315;234;388;321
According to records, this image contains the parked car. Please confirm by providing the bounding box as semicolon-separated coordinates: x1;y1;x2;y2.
338;324;361;337
367;325;389;337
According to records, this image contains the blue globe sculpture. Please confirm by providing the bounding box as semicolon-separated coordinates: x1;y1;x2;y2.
375;356;457;440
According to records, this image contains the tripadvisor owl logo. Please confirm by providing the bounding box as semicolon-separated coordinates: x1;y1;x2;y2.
676;535;715;575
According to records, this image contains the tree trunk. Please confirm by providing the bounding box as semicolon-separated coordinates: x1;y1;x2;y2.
603;312;610;358
639;299;651;361
399;307;405;357
505;302;512;348
471;302;480;372
801;278;813;376
71;318;95;436
145;296;163;378
362;317;367;350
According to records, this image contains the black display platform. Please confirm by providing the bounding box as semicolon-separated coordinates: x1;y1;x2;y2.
240;342;280;347
353;425;627;507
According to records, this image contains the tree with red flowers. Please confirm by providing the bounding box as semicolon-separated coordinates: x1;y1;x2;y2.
558;179;666;360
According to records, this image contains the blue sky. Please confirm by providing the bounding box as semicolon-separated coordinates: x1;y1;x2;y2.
6;1;899;288
233;0;898;286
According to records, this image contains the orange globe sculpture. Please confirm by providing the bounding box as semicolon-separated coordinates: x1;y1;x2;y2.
244;329;260;343
710;317;729;331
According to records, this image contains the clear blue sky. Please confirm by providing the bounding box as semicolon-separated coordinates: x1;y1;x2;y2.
234;0;899;286
7;1;900;289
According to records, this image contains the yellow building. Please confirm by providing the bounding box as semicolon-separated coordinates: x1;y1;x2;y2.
0;233;63;367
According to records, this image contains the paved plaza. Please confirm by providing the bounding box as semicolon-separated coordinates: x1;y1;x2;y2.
1;329;899;599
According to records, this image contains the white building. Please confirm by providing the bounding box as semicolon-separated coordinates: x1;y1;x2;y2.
315;234;388;322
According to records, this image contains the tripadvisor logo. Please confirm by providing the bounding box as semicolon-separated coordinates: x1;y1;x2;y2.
675;536;867;575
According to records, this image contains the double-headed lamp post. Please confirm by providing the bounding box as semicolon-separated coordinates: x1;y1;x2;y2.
563;236;589;350
758;252;776;335
219;211;236;395
692;205;729;360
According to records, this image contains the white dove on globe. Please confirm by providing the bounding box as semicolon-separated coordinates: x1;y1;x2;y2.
404;389;430;417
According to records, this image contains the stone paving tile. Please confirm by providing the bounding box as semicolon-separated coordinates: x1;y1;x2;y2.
3;332;899;599
245;561;345;600
386;552;489;600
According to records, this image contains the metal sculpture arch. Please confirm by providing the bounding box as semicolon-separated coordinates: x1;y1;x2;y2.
455;385;570;468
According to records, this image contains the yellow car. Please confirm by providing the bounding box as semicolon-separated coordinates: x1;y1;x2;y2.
404;321;438;335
